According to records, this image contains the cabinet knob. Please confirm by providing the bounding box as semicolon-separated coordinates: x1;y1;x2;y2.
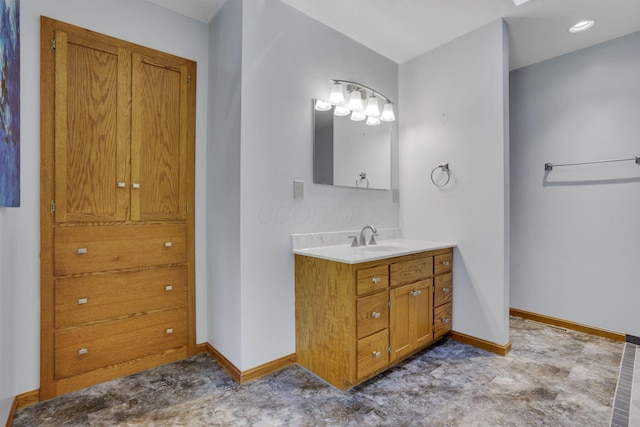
371;311;381;319
442;287;450;293
165;285;173;291
132;183;141;189
77;248;88;254
117;181;126;188
372;277;381;283
164;242;173;248
166;328;174;334
78;348;88;355
443;261;450;266
411;290;422;297
77;298;88;305
372;351;381;358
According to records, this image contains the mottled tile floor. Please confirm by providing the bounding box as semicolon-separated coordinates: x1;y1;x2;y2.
13;317;624;426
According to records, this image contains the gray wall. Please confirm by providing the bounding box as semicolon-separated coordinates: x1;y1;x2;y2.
510;32;640;336
399;20;511;346
207;0;243;366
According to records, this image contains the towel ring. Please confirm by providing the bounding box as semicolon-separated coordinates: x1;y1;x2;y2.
356;172;370;188
430;163;451;188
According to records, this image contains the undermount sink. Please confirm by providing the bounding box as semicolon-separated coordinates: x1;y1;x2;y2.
359;244;408;252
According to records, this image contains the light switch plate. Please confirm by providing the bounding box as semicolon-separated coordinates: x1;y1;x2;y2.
392;188;400;203
294;180;304;200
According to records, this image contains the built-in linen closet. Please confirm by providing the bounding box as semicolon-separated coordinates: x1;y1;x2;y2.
40;17;196;399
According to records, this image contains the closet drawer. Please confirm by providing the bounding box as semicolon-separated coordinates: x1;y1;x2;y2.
55;266;187;328
434;303;452;339
356;291;389;339
54;307;187;379
434;272;453;307
390;256;433;287
434;251;453;276
54;224;187;275
357;329;389;379
356;265;389;296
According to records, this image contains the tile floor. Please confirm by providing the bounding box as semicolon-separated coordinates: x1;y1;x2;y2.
12;317;626;426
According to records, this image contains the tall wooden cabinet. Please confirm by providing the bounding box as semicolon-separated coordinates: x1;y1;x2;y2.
40;17;196;399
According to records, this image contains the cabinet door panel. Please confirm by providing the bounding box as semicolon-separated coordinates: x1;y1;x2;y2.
414;279;434;346
131;53;188;221
54;30;129;222
389;283;413;362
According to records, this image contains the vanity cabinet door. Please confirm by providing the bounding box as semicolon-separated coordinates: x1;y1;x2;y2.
389;279;433;362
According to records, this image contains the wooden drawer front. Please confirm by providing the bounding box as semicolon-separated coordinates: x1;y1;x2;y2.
356;292;389;340
55;308;187;379
434;272;453;307
54;224;187;275
356;266;389;296
357;329;389;379
434;252;453;276
434;303;452;339
390;256;433;287
55;266;187;328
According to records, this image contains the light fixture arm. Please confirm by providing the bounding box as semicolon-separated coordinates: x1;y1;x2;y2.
330;79;394;105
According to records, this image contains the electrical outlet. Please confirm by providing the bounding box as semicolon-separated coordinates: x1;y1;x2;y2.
294;180;304;200
392;188;400;203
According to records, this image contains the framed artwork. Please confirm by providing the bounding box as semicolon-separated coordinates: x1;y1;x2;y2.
0;0;20;207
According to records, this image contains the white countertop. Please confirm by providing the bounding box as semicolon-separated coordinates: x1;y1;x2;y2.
293;238;456;264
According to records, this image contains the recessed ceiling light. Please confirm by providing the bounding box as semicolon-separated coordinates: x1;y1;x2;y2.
569;20;595;33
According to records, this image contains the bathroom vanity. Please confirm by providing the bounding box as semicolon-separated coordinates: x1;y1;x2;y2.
294;239;454;390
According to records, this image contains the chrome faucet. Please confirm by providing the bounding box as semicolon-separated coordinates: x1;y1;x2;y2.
359;225;378;247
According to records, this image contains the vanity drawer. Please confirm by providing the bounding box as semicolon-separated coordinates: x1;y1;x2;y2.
54;307;187;379
55;266;188;328
357;328;389;379
434;272;453;307
356;291;389;339
434;303;452;339
54;224;187;275
356;265;389;296
434;251;453;276
390;256;433;287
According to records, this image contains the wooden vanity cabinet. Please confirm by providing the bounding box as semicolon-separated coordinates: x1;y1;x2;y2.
295;247;453;390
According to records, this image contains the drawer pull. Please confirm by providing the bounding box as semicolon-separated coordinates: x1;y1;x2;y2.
372;277;381;283
77;298;88;305
411;290;422;297
442;261;450;266
165;285;173;291
442;317;451;323
132;183;141;189
77;248;88;254
164;242;173;248
166;328;174;334
117;181;126;188
371;311;381;319
78;348;88;355
442;287;450;293
372;351;381;358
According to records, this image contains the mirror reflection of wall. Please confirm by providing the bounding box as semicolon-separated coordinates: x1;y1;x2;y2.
313;103;392;190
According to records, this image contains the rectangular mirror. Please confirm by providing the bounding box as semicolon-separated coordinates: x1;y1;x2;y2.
313;101;392;190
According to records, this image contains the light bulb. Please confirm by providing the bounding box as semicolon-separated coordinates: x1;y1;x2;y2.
347;90;364;111
380;102;396;122
314;99;332;111
334;106;350;116
350;111;366;121
366;116;381;126
364;94;380;117
328;82;345;105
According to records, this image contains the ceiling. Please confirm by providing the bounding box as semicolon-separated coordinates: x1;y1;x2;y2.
148;0;640;70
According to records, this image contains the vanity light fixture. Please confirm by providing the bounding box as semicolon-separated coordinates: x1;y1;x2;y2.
569;19;595;33
315;79;396;126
